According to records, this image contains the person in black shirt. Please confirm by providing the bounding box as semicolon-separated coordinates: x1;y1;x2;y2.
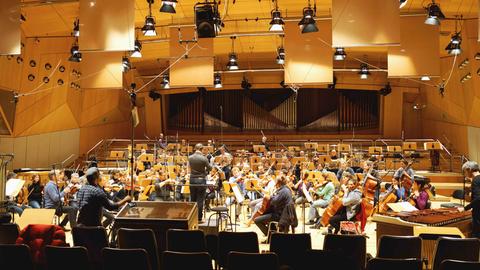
188;143;212;221
27;174;43;208
76;167;131;227
460;161;480;238
261;136;270;151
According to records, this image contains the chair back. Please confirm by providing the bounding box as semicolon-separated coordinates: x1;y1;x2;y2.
377;235;422;259
304;249;357;270
72;226;108;267
440;259;480;270
117;228;159;270
45;246;91;270
323;234;366;270
0;244;34;270
228;252;279;270
162;251;212;270
0;223;19;244
17;224;67;265
102;248;151;270
269;233;311;268
218;231;259;268
367;258;422;270
166;229;206;252
432;237;480;270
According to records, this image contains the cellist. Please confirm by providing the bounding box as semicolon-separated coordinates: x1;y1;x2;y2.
394;159;415;196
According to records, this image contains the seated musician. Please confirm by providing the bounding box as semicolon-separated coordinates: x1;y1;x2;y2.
44;170;78;230
412;180;430;210
292;172;313;205
153;171;176;201
380;177;407;202
77;167;131;227
225;167;245;220
245;175;276;227
394;159;414;195
27;174;43;208
326;176;362;234
361;160;381;205
254;175;293;236
175;169;188;201
315;163;327;173
205;167;222;211
336;159;355;181
97;174;117;227
330;149;338;160
108;171;127;202
307;175;335;226
261;136;270;151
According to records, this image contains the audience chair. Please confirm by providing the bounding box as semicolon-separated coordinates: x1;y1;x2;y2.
432;237;480;270
166;229;206;252
102;248;151;270
45;246;91;270
72;226;108;269
323;234;367;270
0;223;19;244
0;244;34;270
228;252;279;270
366;258;422;270
269;233;311;269
304;249;357;270
117;228;160;270
162;251;213;270
205;234;219;269
377;235;422;259
218;231;259;269
440;259;480;270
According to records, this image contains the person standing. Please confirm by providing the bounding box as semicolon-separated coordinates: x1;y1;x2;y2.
460;161;480;238
188;143;212;222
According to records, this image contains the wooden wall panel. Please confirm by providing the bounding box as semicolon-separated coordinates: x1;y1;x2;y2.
332;0;400;47
80;51;123;88
284;20;333;85
79;0;135;51
0;0;21;55
388;16;440;78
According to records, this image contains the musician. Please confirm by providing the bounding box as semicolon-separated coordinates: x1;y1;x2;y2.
380;177;407;202
460;161;480;238
361;161;381;205
205;167;222;211
153;171;175;201
27;174;43;208
44;170;78;230
5;172;29;216
261;136;270;151
108;171;127;201
307;176;335;226
394;160;414;182
254;175;293;236
336;159;355;181
246;175;276;227
326;177;362;234
188;143;212;221
330;149;338;160
412;180;430;210
77;167;131;227
225;167;245;220
292;172;313;205
137;149;152;172
218;146;233;180
158;133;167;149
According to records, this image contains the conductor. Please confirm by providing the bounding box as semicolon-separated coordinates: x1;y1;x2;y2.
188;143;212;221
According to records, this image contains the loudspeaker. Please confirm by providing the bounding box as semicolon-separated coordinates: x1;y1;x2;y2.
195;5;216;38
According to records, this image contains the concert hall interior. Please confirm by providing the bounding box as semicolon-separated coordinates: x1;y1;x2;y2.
2;0;480;269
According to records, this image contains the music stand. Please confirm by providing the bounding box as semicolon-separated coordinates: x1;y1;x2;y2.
304;143;318;151
181;146;193;154
387;146;402;153
318;155;331;164
402;142;417;151
288;146;300;152
368;147;383;155
140;154;154;163
167;143;180;151
317;144;329;153
253;145;266;153
337;144;351;152
110;151;125;159
424;142;441;150
135;144;148;151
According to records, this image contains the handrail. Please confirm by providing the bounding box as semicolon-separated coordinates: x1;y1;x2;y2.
86;139;104;160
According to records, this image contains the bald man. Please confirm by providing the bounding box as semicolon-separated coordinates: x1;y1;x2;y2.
188;143;212;221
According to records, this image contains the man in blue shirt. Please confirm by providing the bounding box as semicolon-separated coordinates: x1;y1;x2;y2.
44;170;78;230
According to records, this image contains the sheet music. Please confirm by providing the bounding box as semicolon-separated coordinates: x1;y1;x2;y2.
231;184;245;203
388;201;418;212
6;178;25;198
302;184;313;203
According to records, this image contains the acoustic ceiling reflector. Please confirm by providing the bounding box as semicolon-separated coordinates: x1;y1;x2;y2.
0;0;21;55
79;0;135;51
169;27;214;87
332;0;400;47
81;52;123;88
388;16;440;78
284;20;333;85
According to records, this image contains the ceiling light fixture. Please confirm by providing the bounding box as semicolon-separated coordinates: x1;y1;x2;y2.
269;0;284;32
131;39;142;58
160;0;177;14
72;19;80;37
276;47;285;65
334;47;346;61
359;64;370;79
227;36;239;70
214;73;222;88
122;56;131;72
420;76;431;81
68;42;82;62
195;2;223;38
298;0;318;33
446;32;462;56
399;0;408;8
161;74;170;89
142;0;157;36
425;1;445;26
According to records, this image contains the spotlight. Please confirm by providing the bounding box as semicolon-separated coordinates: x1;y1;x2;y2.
241;76;252;90
195;2;222;38
160;0;177;13
420;76;431;81
445;32;462;56
72;19;80;37
298;4;318;34
334;47;346;61
161;74;170;89
149;90;161;101
214;73;222;88
122;56;131;72
425;1;445;26
359;64;370;79
131;39;142;58
68;44;82;62
142;16;157;36
269;9;284;32
276;47;285;65
399;0;408;8
379;83;392;96
227;53;239;70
